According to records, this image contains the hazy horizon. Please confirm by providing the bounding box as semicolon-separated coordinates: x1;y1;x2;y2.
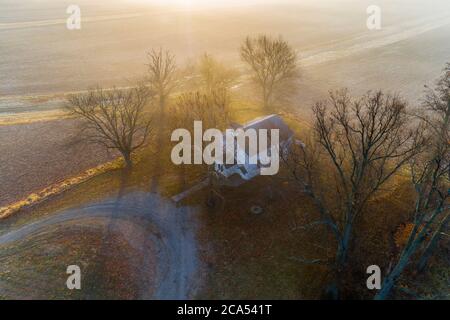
1;0;450;110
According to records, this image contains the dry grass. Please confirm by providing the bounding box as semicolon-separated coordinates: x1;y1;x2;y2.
0;156;124;219
194;174;332;299
0;221;157;299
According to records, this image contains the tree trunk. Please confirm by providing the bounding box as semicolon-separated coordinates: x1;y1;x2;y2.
375;240;418;300
122;151;133;169
374;255;408;300
159;94;166;111
336;222;352;267
263;90;267;110
262;86;270;110
417;215;449;272
326;222;352;299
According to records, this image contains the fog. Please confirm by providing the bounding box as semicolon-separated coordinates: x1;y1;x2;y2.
1;0;449;111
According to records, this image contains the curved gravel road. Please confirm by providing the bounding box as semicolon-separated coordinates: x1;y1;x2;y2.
0;191;201;299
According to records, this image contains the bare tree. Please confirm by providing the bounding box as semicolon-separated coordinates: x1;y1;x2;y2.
66;86;152;168
147;48;177;110
375;64;449;300
198;53;238;93
285;90;426;297
240;35;298;109
173;88;230;130
172;88;231;202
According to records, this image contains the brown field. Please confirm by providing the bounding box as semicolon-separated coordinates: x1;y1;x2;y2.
0;118;117;208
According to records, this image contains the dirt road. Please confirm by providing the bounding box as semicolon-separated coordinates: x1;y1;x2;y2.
0;191;201;299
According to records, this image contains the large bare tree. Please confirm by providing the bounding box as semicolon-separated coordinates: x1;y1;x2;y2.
174;87;230;131
172;88;231;201
240;35;297;109
285;90;426;297
198;53;238;94
375;64;449;299
147;48;178;110
66;86;152;168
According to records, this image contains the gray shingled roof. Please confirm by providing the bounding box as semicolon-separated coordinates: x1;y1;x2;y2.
221;114;294;158
242;114;294;142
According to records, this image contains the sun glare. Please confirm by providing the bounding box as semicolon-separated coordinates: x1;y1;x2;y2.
136;0;237;8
